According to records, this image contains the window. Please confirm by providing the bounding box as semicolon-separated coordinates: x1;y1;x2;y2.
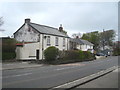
47;36;51;46
55;37;59;46
63;38;65;47
80;45;82;49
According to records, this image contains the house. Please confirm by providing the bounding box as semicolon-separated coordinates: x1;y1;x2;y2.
14;18;70;60
69;38;94;53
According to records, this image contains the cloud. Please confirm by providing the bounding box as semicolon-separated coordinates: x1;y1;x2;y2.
0;2;118;39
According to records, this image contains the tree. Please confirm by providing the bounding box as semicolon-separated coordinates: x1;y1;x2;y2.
100;30;115;47
81;31;100;51
81;30;116;51
0;17;5;31
72;32;82;38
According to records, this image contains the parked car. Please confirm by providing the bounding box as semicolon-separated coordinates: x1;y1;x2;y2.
96;53;107;57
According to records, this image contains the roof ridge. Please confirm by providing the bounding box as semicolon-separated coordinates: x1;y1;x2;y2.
30;23;58;30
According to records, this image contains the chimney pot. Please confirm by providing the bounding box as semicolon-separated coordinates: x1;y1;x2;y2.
59;24;63;32
25;18;30;23
76;36;79;38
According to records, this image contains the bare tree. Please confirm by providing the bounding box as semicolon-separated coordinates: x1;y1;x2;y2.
0;17;5;31
72;32;82;38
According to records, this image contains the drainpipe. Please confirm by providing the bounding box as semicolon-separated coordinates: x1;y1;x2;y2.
67;38;69;50
42;34;44;59
39;34;40;60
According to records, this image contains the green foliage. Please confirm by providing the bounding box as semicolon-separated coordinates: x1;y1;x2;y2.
2;37;16;60
63;50;80;60
44;46;59;61
79;50;85;60
113;47;120;56
81;31;100;51
81;30;116;51
83;51;92;59
2;52;16;60
100;30;115;46
59;50;95;62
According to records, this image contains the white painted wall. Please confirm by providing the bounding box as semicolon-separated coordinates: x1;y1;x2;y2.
43;34;69;51
16;42;40;60
14;23;40;42
15;23;70;60
16;34;70;60
76;44;93;51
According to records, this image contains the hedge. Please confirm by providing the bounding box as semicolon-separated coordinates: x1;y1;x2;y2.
2;38;16;60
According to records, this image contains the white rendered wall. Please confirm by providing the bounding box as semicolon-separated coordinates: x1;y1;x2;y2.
16;42;40;60
14;23;40;42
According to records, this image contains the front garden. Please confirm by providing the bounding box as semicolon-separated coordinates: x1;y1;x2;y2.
43;46;96;65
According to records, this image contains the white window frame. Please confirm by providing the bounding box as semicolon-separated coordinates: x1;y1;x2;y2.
47;36;51;46
63;38;65;47
55;37;59;46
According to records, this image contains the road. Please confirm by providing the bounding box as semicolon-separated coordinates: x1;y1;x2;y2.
2;56;118;88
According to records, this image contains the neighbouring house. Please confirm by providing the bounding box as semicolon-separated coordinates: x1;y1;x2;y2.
99;45;113;56
69;38;94;53
14;18;70;60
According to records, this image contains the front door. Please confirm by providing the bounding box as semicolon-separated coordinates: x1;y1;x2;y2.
36;50;39;60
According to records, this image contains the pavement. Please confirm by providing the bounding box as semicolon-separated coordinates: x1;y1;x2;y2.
2;56;118;88
1;62;43;70
1;56;110;70
76;68;119;88
51;66;118;89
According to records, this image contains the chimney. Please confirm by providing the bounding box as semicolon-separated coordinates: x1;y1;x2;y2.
25;18;30;23
76;36;79;38
59;24;63;32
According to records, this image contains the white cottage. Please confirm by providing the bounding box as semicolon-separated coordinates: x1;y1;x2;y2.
70;38;94;53
14;18;70;60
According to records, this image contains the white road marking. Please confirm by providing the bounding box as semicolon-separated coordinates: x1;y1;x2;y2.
3;64;14;66
56;66;81;71
3;73;32;79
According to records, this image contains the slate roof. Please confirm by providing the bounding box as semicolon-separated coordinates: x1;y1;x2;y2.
29;23;69;37
70;38;94;46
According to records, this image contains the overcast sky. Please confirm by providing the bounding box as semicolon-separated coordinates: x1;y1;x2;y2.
0;2;118;40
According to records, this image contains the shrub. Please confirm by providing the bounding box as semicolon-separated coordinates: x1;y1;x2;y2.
58;50;66;59
44;46;59;62
63;50;80;60
113;47;120;56
79;50;85;60
2;52;16;60
2;38;16;60
83;51;91;59
59;50;95;62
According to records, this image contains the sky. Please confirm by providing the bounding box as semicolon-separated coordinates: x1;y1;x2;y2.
0;1;119;40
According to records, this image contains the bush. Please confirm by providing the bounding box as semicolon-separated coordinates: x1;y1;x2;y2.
44;46;59;62
83;51;91;59
59;50;95;62
58;50;80;61
2;38;16;60
79;50;85;61
113;47;120;56
2;52;16;60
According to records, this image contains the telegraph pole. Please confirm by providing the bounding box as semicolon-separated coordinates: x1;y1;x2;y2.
103;29;105;50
